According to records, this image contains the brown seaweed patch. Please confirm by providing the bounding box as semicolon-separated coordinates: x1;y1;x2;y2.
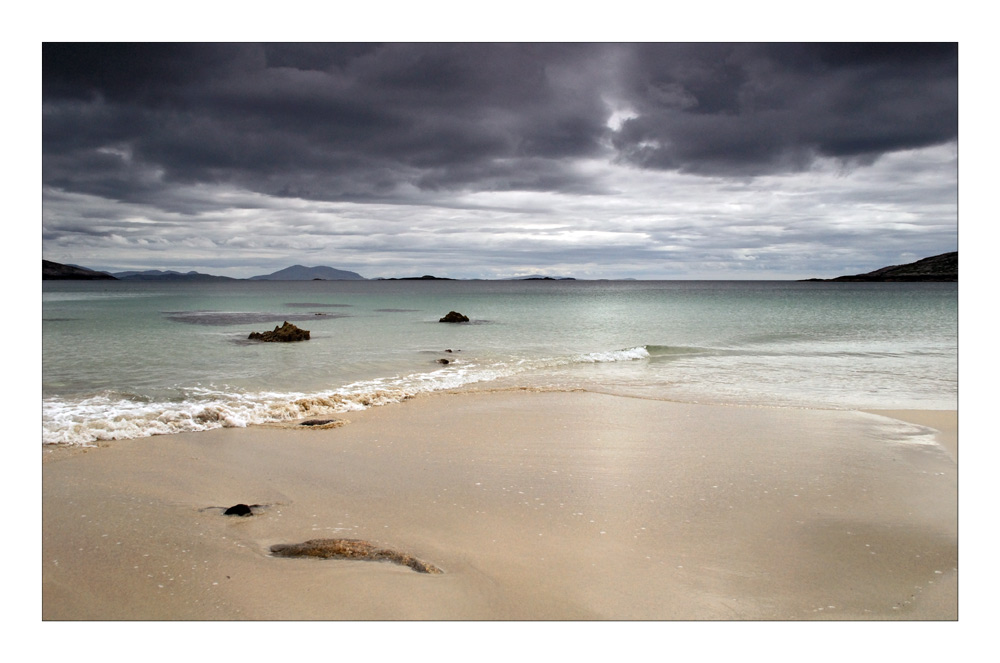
269;538;442;574
299;418;345;429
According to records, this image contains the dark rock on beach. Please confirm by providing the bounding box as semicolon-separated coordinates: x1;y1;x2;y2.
439;311;470;323
270;538;443;574
248;321;310;342
223;504;253;517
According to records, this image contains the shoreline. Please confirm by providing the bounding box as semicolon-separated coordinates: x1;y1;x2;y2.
42;389;957;620
863;409;957;460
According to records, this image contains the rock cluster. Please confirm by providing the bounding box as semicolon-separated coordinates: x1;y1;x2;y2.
248;321;310;342
439;311;469;323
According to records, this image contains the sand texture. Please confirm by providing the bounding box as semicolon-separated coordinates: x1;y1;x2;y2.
42;390;957;620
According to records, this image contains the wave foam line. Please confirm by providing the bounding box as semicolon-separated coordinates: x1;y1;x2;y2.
41;362;521;446
42;346;656;445
576;346;651;363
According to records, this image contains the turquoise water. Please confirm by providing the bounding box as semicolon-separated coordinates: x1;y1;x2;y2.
42;280;957;445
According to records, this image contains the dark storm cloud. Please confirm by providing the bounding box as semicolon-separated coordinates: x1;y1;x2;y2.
43;43;618;206
611;43;957;175
43;42;956;205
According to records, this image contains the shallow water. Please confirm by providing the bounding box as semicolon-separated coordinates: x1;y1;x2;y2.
42;279;957;445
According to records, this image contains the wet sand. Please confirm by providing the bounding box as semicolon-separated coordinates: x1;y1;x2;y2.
42;390;956;620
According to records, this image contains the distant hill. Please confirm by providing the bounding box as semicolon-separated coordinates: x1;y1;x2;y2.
803;252;957;282
506;275;577;280
113;269;235;281
375;275;455;281
249;265;366;280
43;260;116;280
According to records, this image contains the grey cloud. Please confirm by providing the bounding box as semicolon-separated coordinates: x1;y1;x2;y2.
42;43;619;206
611;43;957;175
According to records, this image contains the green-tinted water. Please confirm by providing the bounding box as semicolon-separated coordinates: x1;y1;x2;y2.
43;280;957;444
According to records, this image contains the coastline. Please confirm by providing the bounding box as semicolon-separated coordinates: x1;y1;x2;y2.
42;389;957;620
863;409;957;460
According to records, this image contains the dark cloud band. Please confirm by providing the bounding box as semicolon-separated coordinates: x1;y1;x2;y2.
44;42;956;203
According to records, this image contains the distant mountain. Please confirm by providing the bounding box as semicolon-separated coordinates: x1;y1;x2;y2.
113;269;235;281
43;260;116;280
803;252;957;282
249;265;366;280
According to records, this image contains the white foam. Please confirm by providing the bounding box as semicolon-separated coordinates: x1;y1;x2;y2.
576;346;651;363
41;386;421;446
42;346;659;446
42;360;527;445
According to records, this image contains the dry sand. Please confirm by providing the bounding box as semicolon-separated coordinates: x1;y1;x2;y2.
42;390;956;620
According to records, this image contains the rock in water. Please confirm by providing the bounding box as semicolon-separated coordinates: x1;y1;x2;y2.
439;311;469;323
223;504;253;516
248;321;310;342
270;538;443;574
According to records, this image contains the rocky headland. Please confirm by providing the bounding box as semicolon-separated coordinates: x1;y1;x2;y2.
802;252;957;282
43;260;116;280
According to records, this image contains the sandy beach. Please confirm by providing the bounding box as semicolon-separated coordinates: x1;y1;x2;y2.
42;389;956;620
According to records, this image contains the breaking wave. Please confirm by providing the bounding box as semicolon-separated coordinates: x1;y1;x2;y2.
41;386;418;446
42;345;656;446
576;346;651;362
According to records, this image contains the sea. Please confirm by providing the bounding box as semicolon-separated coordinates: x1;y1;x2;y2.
42;279;958;446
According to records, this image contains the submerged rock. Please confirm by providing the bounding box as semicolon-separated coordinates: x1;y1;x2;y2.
248;321;310;342
270;538;443;574
436;358;450;364
439;311;469;323
223;504;253;517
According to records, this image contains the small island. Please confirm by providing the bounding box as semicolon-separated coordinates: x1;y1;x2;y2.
378;275;456;281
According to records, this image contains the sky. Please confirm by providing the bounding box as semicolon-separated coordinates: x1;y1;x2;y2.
41;42;958;280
